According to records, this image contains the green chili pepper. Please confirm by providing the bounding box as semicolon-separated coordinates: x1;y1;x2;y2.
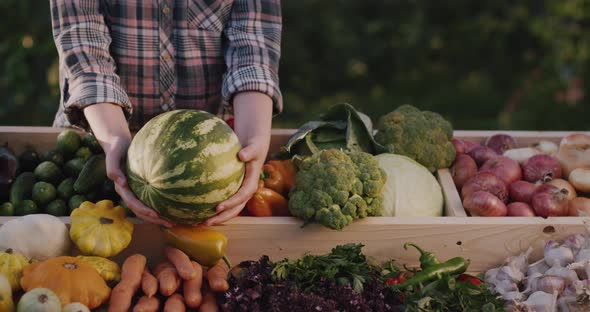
391;257;470;289
404;243;439;269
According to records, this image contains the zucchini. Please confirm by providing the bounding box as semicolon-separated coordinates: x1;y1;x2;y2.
9;172;36;204
74;154;107;194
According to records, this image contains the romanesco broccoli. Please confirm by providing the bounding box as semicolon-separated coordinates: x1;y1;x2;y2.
288;149;386;230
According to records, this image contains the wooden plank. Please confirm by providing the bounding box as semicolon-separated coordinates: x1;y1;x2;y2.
437;169;467;217
3;216;589;271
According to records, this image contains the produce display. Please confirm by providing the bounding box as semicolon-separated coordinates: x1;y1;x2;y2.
1;129;117;217
452;133;590;217
220;243;503;311
2;106;590;311
485;232;590;311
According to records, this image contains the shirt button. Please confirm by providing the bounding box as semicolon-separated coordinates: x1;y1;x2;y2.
162;6;170;16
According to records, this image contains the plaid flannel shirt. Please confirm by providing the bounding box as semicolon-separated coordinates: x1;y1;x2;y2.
50;0;282;131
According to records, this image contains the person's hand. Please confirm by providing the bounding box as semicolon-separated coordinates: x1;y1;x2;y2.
84;103;174;227
205;92;273;225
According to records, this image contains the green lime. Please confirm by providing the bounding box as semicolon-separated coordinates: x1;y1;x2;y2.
57;129;82;156
34;161;63;184
57;178;75;199
32;182;57;206
68;194;87;213
75;147;93;161
64;158;86;177
119;200;135;217
19;149;40;172
14;200;38;216
0;202;14;216
41;149;65;166
82;132;103;154
45;199;67;216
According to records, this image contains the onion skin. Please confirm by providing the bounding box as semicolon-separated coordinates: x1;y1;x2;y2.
546;178;577;200
485;134;518;155
569;168;590;193
463;191;508;216
463;140;481;153
452;138;466;156
522;154;563;183
480;156;522;185
451;154;478;189
509;181;539;204
507;202;536;217
462;172;509;203
532;185;570;217
467;146;498;167
568;197;590;216
556;133;590;178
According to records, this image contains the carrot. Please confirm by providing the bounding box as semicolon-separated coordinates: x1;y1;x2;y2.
200;283;219;312
183;261;203;308
108;254;147;312
121;254;147;282
165;246;197;280
132;296;160;312
154;262;181;296
163;293;186;312
141;269;158;297
206;261;230;292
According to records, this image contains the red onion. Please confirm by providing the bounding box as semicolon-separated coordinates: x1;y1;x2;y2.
452;138;466;157
463;191;508;216
467;146;498;167
532;184;570;217
485;134;518;155
509;180;539;204
451;154;478;189
522;154;563;183
480;156;522;185
463;140;481;153
462;172;509;203
507;202;536;217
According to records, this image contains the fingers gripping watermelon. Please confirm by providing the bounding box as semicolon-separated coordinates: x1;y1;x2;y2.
126;110;245;223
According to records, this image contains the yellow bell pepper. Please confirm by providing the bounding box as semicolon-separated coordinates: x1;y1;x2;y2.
70;200;134;258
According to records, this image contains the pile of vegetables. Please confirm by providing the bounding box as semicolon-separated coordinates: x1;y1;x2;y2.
485;232;590;311
0;129;122;218
451;133;590;217
220;243;503;312
278;103;451;229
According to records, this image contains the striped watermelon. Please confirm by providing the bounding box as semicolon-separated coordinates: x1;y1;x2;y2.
126;110;245;224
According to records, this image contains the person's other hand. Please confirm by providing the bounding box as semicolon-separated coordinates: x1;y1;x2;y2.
84;103;174;227
205;92;273;225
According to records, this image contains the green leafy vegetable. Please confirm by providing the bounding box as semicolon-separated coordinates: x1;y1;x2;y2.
283;103;385;156
271;243;377;294
401;274;504;312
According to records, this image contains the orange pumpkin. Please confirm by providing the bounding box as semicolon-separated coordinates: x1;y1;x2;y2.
20;256;110;309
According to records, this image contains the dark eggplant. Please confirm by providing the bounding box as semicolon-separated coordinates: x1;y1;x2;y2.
0;143;19;197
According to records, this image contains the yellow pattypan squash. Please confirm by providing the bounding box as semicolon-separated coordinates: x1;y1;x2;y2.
76;256;120;282
70;200;134;258
0;248;30;292
0;274;14;312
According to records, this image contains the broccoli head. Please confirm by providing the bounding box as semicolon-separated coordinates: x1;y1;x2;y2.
288;149;387;230
374;105;456;172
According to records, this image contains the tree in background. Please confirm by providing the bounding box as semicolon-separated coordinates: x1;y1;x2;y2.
1;0;589;130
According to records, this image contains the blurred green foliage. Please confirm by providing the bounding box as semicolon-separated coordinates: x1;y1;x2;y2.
1;0;589;130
